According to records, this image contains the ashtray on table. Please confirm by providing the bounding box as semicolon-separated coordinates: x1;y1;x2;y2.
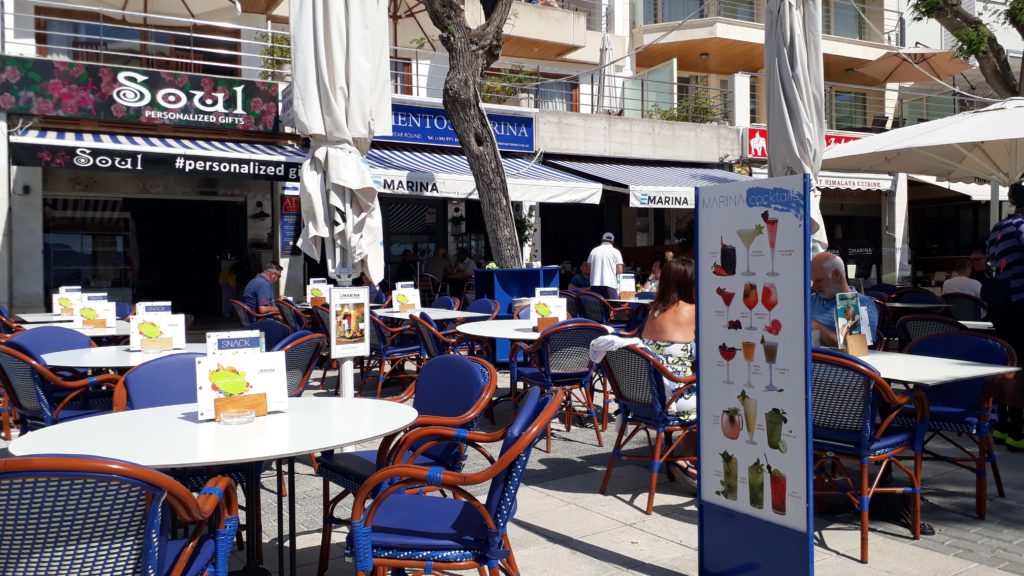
219;408;256;425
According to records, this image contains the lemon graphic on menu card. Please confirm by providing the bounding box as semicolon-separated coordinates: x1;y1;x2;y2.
310;287;324;298
209;365;251;397
139;322;162;339
535;302;552;317
58;297;74;309
80;307;98;320
396;294;410;305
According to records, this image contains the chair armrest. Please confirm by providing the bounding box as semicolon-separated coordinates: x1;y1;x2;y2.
50;374;121;419
664;379;697;412
172;475;239;576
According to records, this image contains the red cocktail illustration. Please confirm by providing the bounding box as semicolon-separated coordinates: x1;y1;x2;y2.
742;282;758;330
761;211;780;277
719;342;738;385
761;282;778;324
717;287;736;327
770;467;787;515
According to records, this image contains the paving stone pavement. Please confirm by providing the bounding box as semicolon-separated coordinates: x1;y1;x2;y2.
3;366;1023;575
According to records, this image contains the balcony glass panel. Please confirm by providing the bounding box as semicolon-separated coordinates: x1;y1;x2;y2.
833;90;867;130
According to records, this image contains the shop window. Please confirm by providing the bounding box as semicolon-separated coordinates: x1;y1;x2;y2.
719;0;756;22
832;90;866;130
391;59;414;96
43;197;133;298
823;0;866;40
36;7;241;77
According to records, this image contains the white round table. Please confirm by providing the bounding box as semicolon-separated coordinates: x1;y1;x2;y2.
9;396;417;467
864;350;1020;386
456;319;540;341
41;343;208;369
376;307;487;322
13;312;72;324
21;320;131;337
10;396;417;576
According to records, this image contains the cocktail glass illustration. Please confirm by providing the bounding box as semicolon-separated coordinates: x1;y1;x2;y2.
719;343;737;385
770;468;787;515
717;287;736;327
742;340;756;388
749;459;765;509
765;408;787;452
742;282;758;330
764;214;779;276
761;282;778;324
718;451;738;501
738;390;757;445
737;228;758;276
762;338;779;392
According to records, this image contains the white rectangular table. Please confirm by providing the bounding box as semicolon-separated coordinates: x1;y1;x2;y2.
863;350;1019;386
14;312;73;324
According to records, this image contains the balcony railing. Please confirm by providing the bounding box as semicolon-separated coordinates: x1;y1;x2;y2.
635;0;904;46
2;0;290;80
518;0;611;32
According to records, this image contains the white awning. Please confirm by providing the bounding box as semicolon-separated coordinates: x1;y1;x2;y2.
545;158;750;209
752;166;892;191
908;174;1008;201
367;146;602;204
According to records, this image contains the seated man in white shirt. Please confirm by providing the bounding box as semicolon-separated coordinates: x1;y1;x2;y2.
942;258;983;299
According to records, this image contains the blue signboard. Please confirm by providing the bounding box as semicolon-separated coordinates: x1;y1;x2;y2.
695;175;813;575
377;103;535;152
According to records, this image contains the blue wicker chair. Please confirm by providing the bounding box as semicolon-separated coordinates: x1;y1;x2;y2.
0;344;116;434
344;386;563;576
598;344;697;514
895;313;968;351
576;290;632;330
271;331;327;397
899;332;1015;519
510;319;607;452
316;354;497;575
0;455;238;576
453;298;500;356
229;298;275;327
249;318;292;350
275;297;310;332
410;312;458;360
811;348;929;563
359;311;422;398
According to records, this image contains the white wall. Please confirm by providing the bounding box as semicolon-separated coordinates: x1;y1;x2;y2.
11;166;42;311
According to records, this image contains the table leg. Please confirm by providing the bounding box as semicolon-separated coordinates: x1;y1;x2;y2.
229;461;270;576
277;460;285;576
289;457;297;575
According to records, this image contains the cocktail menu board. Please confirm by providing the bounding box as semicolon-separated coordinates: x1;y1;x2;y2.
696;175;812;575
330;287;370;359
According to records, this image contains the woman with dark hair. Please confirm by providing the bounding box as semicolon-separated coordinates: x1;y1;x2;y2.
641;257;697;414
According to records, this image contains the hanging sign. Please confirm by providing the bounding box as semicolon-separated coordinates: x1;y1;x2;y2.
130;314;187;352
696;174;812;576
329;287;370;359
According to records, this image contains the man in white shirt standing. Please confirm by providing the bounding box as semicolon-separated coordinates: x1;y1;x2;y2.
942;258;983;299
588;232;624;299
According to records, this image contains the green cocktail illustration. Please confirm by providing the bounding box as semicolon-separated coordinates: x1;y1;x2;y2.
748;459;765;509
766;408;788;452
715;450;738;501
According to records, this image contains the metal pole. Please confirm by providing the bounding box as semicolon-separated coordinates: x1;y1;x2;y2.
990;181;1000;229
339;188;355;451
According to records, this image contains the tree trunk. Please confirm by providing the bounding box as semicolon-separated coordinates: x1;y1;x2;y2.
424;0;523;269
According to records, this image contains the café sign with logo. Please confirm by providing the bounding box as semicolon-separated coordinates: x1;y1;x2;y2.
0;55;279;132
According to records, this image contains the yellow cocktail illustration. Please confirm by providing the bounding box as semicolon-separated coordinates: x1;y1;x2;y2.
738;390;757;445
742;340;756;388
736;224;763;277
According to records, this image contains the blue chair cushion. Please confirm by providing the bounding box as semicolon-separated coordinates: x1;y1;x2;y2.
813;427;915;456
385;343;421;357
53;406;112;422
163;535;215;576
319;450;455;494
348;493;486;555
518;367;547;386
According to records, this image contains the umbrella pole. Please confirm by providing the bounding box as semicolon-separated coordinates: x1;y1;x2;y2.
990;182;1001;228
339;187;356;403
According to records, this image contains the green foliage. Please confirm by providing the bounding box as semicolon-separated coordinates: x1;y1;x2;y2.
255;31;291;81
909;0;944;21
1006;0;1024;27
514;211;535;246
480;64;540;104
952;24;993;59
645;84;723;124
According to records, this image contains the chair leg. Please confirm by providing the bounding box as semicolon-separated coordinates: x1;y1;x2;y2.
989;436;1005;498
317;478;333;576
600;422;628;495
580;386;603;447
912;453;922;541
502;533;520;576
860;462;869;564
976;443;988;520
645;430;664;515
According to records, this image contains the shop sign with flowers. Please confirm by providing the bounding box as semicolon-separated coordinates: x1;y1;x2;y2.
0;55;280;132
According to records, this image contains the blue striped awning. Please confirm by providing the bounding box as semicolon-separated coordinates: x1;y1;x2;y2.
11;129;307;163
546;158;751;208
365;146;602;204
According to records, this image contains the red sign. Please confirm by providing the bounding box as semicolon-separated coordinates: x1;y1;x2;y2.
746;128;862;159
281;195;300;214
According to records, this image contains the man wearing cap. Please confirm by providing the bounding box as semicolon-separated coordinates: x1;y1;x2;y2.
588;232;624;299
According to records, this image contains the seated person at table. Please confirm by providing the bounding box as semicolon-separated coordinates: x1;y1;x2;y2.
425;246;453;280
393;249;417;284
942;258;983;299
241;262;282;315
641;257;697;418
810;252;878;347
568;261;590;291
641;260;662;292
449;248;477;279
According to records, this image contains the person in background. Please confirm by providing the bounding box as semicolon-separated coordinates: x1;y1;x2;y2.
810;252;878;347
394;249;417;284
425;246;452;280
642;260;662;292
942;258;983;299
588;232;623;299
568;261;591;291
453;248;477;278
970;249;991;283
988;181;1024;451
241;261;282;315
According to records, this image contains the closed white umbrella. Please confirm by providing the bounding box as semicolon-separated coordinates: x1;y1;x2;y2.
765;0;828;254
290;0;391;284
595;33;618;114
822;97;1024;227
